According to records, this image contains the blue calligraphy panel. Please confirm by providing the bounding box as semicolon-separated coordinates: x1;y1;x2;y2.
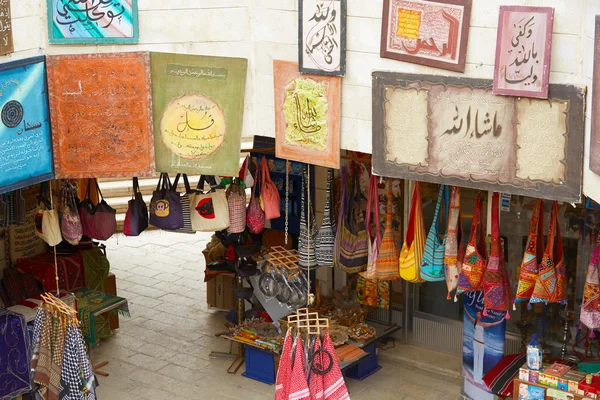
0;56;54;194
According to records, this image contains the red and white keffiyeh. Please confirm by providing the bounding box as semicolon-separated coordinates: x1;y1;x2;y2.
288;336;310;400
309;337;324;400
275;329;293;400
322;332;350;400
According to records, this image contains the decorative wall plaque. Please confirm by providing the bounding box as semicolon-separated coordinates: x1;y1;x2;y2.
590;16;600;176
380;0;472;72
47;52;155;178
0;0;13;56
151;53;248;176
493;6;554;99
298;0;347;76
372;72;585;202
274;60;341;169
47;0;139;44
0;57;53;194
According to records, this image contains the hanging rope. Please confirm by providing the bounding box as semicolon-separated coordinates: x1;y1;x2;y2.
307;167;311;306
49;183;60;296
285;161;289;249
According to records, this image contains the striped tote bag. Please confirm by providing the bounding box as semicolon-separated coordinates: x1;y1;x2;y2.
420;185;448;282
376;179;400;280
399;182;425;283
298;166;318;269
316;169;336;267
170;174;195;234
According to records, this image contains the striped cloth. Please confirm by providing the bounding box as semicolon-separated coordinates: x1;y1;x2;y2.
420;185;447;282
322;332;349;400
288;336;310;400
309;337;324;400
316;169;336;267
400;182;425;283
375;180;400;280
299;166;318;268
275;330;293;400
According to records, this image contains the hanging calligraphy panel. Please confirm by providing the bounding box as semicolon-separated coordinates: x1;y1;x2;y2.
380;0;471;72
372;72;585;203
47;52;155;179
0;0;13;56
152;53;248;176
46;0;139;44
299;0;346;76
274;60;341;169
493;6;554;99
0;57;53;195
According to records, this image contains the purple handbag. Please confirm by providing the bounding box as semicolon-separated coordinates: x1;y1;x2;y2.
78;179;117;241
124;177;149;237
150;173;184;230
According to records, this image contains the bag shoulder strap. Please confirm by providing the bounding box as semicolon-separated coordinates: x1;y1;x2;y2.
549;201;563;262
431;185;445;238
405;181;420;246
471;194;487;259
490;192;501;258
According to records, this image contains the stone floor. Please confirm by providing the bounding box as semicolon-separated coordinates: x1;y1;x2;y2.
94;230;462;399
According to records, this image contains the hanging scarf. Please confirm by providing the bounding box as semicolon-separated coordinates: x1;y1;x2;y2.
309;337;325;400
275;329;293;400
322;332;349;400
288;336;310;400
514;199;544;306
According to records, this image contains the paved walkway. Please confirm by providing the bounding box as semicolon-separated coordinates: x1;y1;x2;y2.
94;230;461;399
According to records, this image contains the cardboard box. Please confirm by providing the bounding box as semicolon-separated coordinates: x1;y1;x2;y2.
530;371;539;384
206;274;235;310
520;367;530;382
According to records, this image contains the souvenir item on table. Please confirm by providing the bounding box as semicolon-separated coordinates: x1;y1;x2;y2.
530;201;567;305
60;181;83;245
260;156;281;220
456;193;487;296
334;166;369;273
247;161;266;234
400;181;425;283
316;168;336;267
226;178;247;234
171;174;195;234
514;199;544;305
581;244;600;330
34;184;62;247
421;185;449;282
190;175;230;232
299;166;318;268
361;174;381;281
376;179;401;280
149;173;184;231
444;186;463;299
482;192;512;317
0;310;31;400
123;177;149;237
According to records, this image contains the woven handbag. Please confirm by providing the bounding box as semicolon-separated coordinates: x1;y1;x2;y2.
334;167;368;274
581;244;600;329
226;178;247;234
420;185;448;282
361;174;381;279
247;162;266;234
315;169;336;267
530;201;567;305
513;199;544;306
444;186;462;299
298;166;318;268
260;157;281;220
482;192;511;317
456;193;487;296
376;179;400;280
399;182;425;283
170;174;195;234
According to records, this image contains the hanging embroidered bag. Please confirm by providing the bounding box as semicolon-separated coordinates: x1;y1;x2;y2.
334;167;369;273
399;181;425;283
247;162;266;234
482;192;512;317
444;186;462;298
514;199;544;305
456;193;487;296
226;178;247;234
190;175;230;232
420;185;448;282
260;157;281;220
123;177;149;237
376;179;401;280
299;166;318;268
361;174;381;280
60;182;83;245
530;201;567;305
150;173;184;231
581;244;600;330
315;169;336;267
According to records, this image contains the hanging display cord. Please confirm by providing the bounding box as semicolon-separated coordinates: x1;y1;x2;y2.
49;184;60;296
285;160;289;249
307;167;312;306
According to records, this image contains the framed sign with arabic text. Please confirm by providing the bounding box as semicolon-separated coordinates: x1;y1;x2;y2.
152;53;248;176
299;0;347;76
47;52;155;178
0;0;13;56
380;0;471;72
274;60;341;169
47;0;139;44
493;6;554;99
372;72;585;203
0;57;53;195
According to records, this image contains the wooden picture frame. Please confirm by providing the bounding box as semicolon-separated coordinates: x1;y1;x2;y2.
298;0;347;76
274;60;341;169
493;6;554;99
380;0;472;72
0;0;13;56
591;16;600;175
46;0;139;44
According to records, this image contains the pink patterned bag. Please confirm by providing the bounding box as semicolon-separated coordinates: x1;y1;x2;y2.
246;162;265;234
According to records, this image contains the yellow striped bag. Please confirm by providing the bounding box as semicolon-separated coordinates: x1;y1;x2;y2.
399;182;425;283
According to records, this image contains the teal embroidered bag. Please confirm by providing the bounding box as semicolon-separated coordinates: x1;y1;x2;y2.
420;185;449;282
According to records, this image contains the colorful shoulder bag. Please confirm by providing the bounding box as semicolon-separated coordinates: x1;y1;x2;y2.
298;166;318;268
444;186;462;299
581;243;600;330
150;173;184;231
247;162;266;234
376;178;401;280
399;181;425;283
482;192;512;318
531;201;567;305
420;185;449;282
315;169;336;267
514;199;544;306
456;193;487;296
260;157;281;220
361;174;380;280
190;175;230;232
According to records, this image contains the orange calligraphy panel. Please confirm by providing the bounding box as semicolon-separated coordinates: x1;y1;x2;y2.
47;52;155;178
